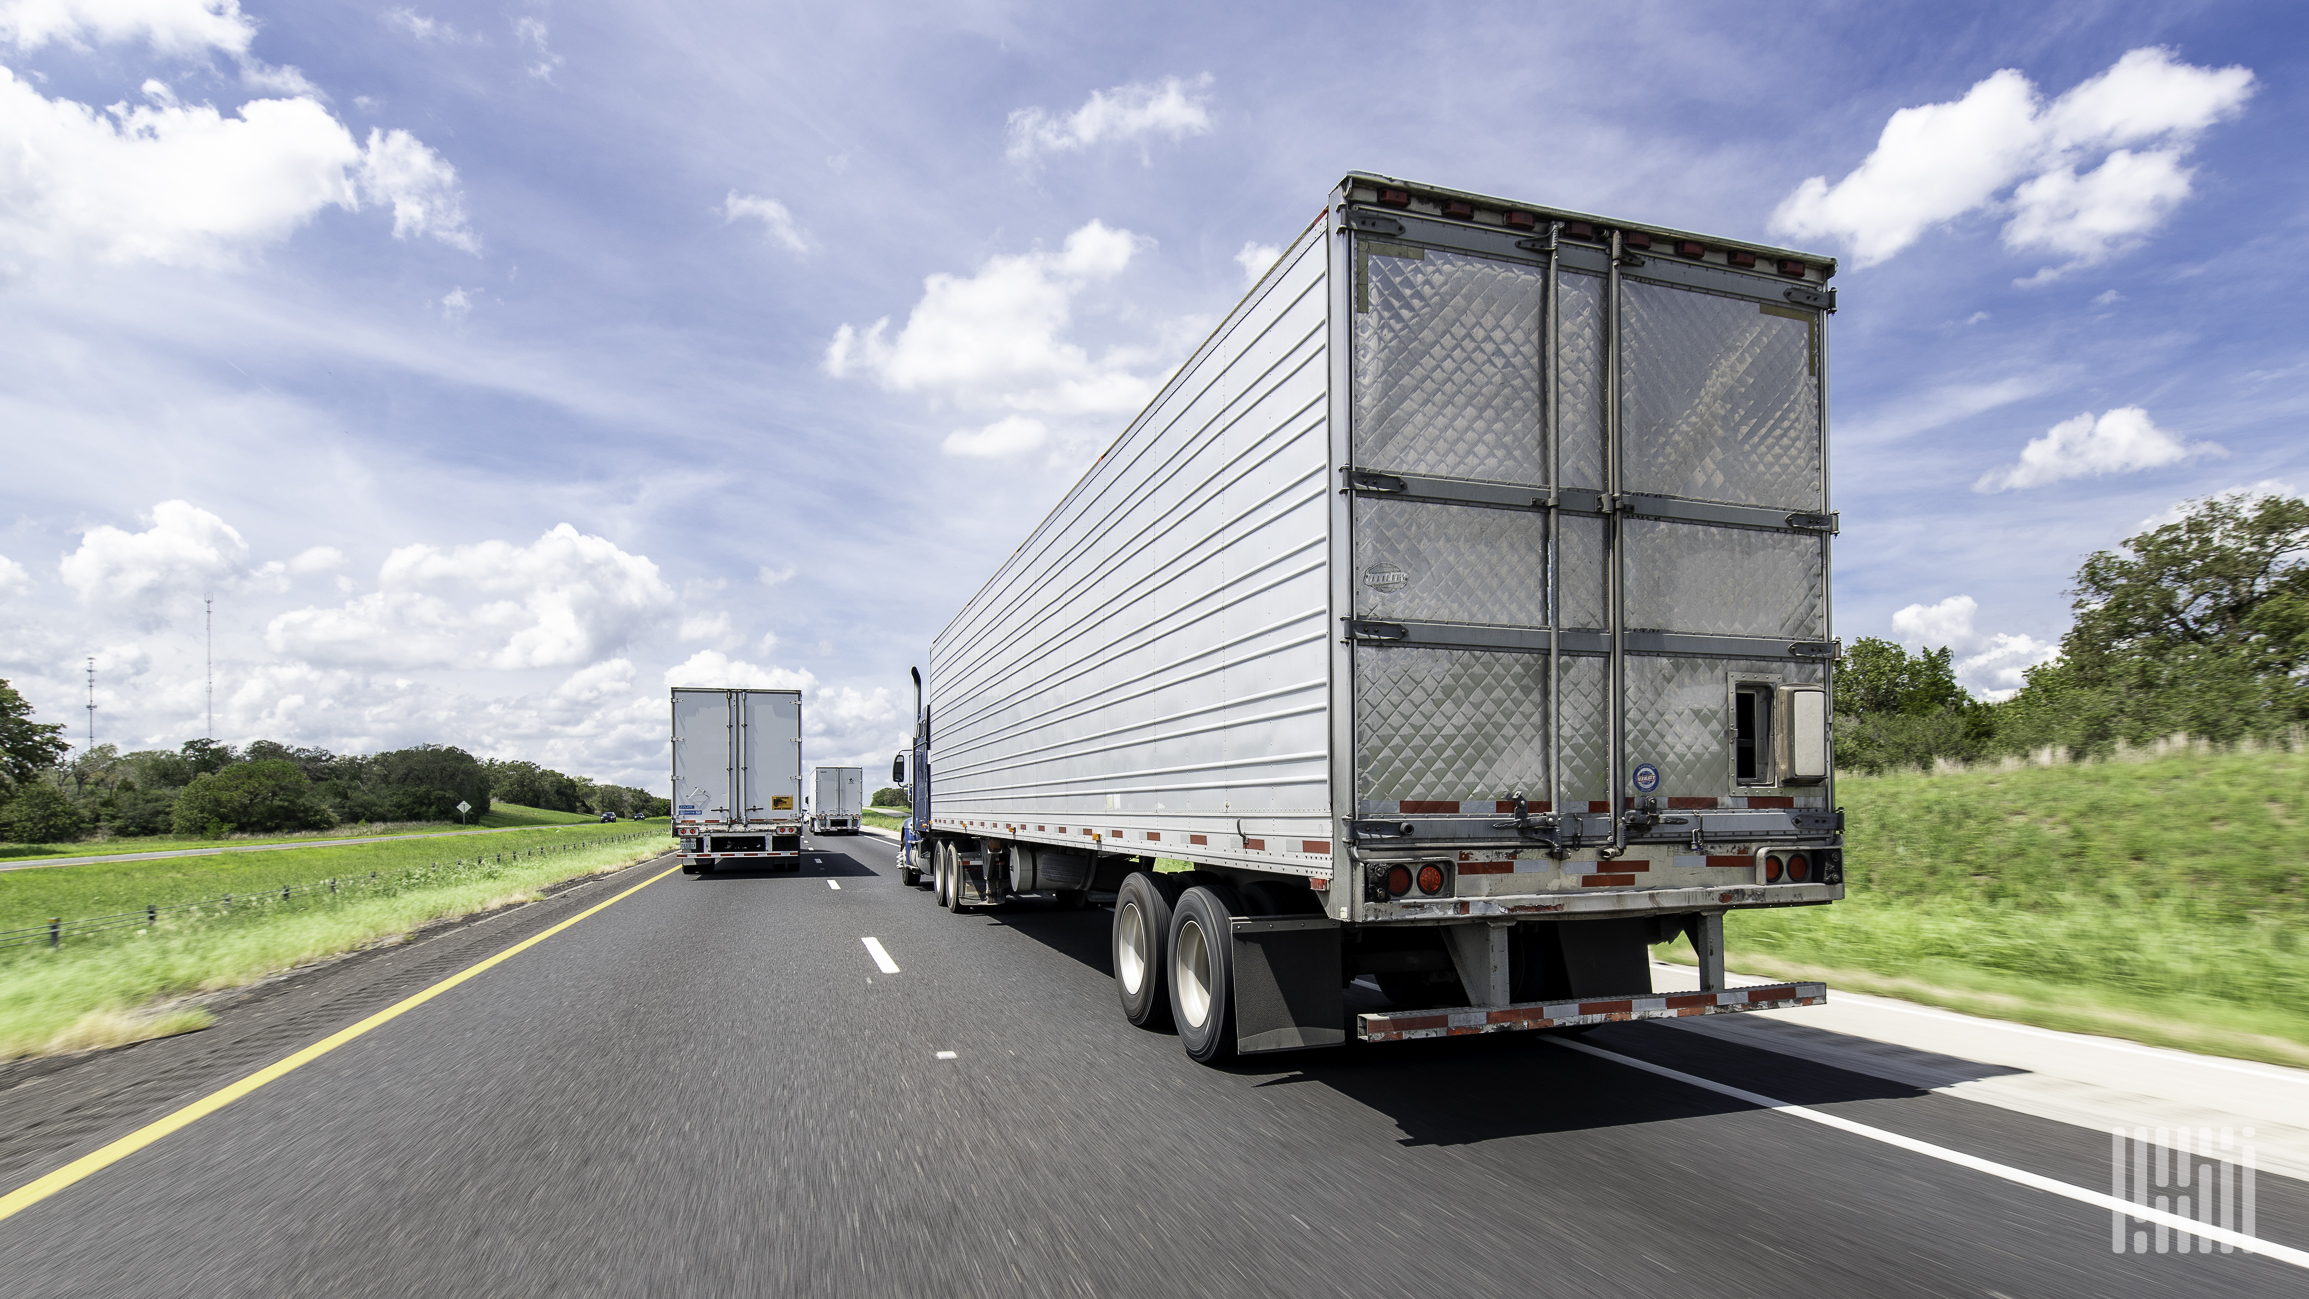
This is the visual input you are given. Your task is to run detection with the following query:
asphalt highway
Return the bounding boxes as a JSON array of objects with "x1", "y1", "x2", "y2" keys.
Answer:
[{"x1": 0, "y1": 836, "x2": 2301, "y2": 1297}]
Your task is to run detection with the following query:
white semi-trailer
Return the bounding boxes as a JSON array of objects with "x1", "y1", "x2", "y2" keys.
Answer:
[
  {"x1": 809, "y1": 766, "x2": 864, "y2": 834},
  {"x1": 671, "y1": 687, "x2": 804, "y2": 873},
  {"x1": 895, "y1": 172, "x2": 1845, "y2": 1063}
]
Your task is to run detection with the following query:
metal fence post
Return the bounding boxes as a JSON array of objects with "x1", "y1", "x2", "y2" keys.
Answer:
[
  {"x1": 147, "y1": 904, "x2": 156, "y2": 926},
  {"x1": 49, "y1": 918, "x2": 59, "y2": 948}
]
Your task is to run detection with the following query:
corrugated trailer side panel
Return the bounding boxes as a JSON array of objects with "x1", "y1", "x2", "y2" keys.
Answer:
[{"x1": 929, "y1": 220, "x2": 1335, "y2": 873}]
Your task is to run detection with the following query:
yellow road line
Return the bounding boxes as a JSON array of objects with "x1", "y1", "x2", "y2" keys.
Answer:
[{"x1": 0, "y1": 861, "x2": 683, "y2": 1225}]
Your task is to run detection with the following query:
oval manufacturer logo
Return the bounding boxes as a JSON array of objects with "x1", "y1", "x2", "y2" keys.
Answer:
[{"x1": 1364, "y1": 563, "x2": 1408, "y2": 592}]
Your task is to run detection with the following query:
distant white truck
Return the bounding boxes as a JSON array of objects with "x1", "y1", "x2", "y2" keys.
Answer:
[
  {"x1": 671, "y1": 686, "x2": 803, "y2": 873},
  {"x1": 809, "y1": 766, "x2": 864, "y2": 835}
]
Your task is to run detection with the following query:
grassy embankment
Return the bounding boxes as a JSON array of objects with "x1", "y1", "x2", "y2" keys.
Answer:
[
  {"x1": 1656, "y1": 742, "x2": 2309, "y2": 1066},
  {"x1": 0, "y1": 820, "x2": 670, "y2": 1059},
  {"x1": 862, "y1": 808, "x2": 906, "y2": 830},
  {"x1": 0, "y1": 801, "x2": 605, "y2": 864}
]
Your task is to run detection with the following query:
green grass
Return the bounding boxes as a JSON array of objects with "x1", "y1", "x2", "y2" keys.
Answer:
[
  {"x1": 0, "y1": 821, "x2": 661, "y2": 932},
  {"x1": 0, "y1": 831, "x2": 670, "y2": 1059},
  {"x1": 1660, "y1": 744, "x2": 2309, "y2": 1065},
  {"x1": 861, "y1": 809, "x2": 906, "y2": 830},
  {"x1": 0, "y1": 802, "x2": 605, "y2": 863}
]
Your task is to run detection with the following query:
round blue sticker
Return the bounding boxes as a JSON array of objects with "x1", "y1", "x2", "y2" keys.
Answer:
[{"x1": 1630, "y1": 762, "x2": 1662, "y2": 794}]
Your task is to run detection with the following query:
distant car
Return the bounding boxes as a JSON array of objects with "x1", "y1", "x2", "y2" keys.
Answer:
[{"x1": 598, "y1": 812, "x2": 616, "y2": 822}]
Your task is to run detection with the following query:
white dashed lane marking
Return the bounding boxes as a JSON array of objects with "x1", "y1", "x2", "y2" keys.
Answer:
[
  {"x1": 935, "y1": 1051, "x2": 957, "y2": 1060},
  {"x1": 826, "y1": 880, "x2": 841, "y2": 890},
  {"x1": 860, "y1": 937, "x2": 900, "y2": 974}
]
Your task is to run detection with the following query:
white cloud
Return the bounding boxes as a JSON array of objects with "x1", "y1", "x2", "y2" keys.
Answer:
[
  {"x1": 287, "y1": 545, "x2": 343, "y2": 574},
  {"x1": 441, "y1": 286, "x2": 471, "y2": 319},
  {"x1": 60, "y1": 499, "x2": 248, "y2": 609},
  {"x1": 0, "y1": 69, "x2": 477, "y2": 269},
  {"x1": 385, "y1": 8, "x2": 479, "y2": 44},
  {"x1": 1889, "y1": 594, "x2": 2057, "y2": 701},
  {"x1": 0, "y1": 553, "x2": 29, "y2": 598},
  {"x1": 758, "y1": 564, "x2": 795, "y2": 587},
  {"x1": 2093, "y1": 289, "x2": 2124, "y2": 305},
  {"x1": 0, "y1": 0, "x2": 254, "y2": 55},
  {"x1": 721, "y1": 191, "x2": 811, "y2": 255},
  {"x1": 757, "y1": 631, "x2": 779, "y2": 654},
  {"x1": 663, "y1": 650, "x2": 812, "y2": 691},
  {"x1": 1836, "y1": 373, "x2": 2054, "y2": 448},
  {"x1": 1233, "y1": 241, "x2": 1279, "y2": 287},
  {"x1": 678, "y1": 611, "x2": 737, "y2": 649},
  {"x1": 1006, "y1": 73, "x2": 1213, "y2": 163},
  {"x1": 941, "y1": 415, "x2": 1046, "y2": 459},
  {"x1": 2134, "y1": 479, "x2": 2302, "y2": 533},
  {"x1": 1772, "y1": 47, "x2": 2253, "y2": 275},
  {"x1": 512, "y1": 16, "x2": 560, "y2": 81},
  {"x1": 267, "y1": 523, "x2": 675, "y2": 670},
  {"x1": 824, "y1": 220, "x2": 1157, "y2": 425},
  {"x1": 1974, "y1": 406, "x2": 2222, "y2": 492}
]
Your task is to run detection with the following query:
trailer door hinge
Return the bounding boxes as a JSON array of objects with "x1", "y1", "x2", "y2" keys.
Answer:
[
  {"x1": 1344, "y1": 619, "x2": 1408, "y2": 641},
  {"x1": 1788, "y1": 640, "x2": 1842, "y2": 659},
  {"x1": 1348, "y1": 819, "x2": 1415, "y2": 840},
  {"x1": 1791, "y1": 810, "x2": 1844, "y2": 833},
  {"x1": 1784, "y1": 286, "x2": 1836, "y2": 312},
  {"x1": 1785, "y1": 511, "x2": 1839, "y2": 533},
  {"x1": 1344, "y1": 469, "x2": 1408, "y2": 493},
  {"x1": 1344, "y1": 210, "x2": 1406, "y2": 236}
]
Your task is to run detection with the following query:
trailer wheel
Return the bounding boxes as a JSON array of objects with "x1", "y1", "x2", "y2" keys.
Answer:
[
  {"x1": 1112, "y1": 872, "x2": 1186, "y2": 1029},
  {"x1": 933, "y1": 843, "x2": 952, "y2": 906},
  {"x1": 944, "y1": 844, "x2": 973, "y2": 913},
  {"x1": 1169, "y1": 886, "x2": 1241, "y2": 1064}
]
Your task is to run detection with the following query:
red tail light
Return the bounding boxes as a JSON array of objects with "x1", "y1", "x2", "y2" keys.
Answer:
[
  {"x1": 1778, "y1": 259, "x2": 1808, "y2": 278},
  {"x1": 1728, "y1": 250, "x2": 1757, "y2": 269},
  {"x1": 1441, "y1": 200, "x2": 1474, "y2": 220},
  {"x1": 1764, "y1": 854, "x2": 1784, "y2": 882},
  {"x1": 1416, "y1": 864, "x2": 1445, "y2": 895},
  {"x1": 1787, "y1": 853, "x2": 1810, "y2": 882},
  {"x1": 1378, "y1": 189, "x2": 1411, "y2": 208},
  {"x1": 1385, "y1": 865, "x2": 1413, "y2": 896},
  {"x1": 1676, "y1": 240, "x2": 1705, "y2": 259},
  {"x1": 1505, "y1": 211, "x2": 1537, "y2": 230},
  {"x1": 1623, "y1": 231, "x2": 1652, "y2": 250}
]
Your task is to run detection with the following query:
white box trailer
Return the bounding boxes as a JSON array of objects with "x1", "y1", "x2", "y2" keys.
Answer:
[
  {"x1": 809, "y1": 766, "x2": 864, "y2": 834},
  {"x1": 896, "y1": 172, "x2": 1844, "y2": 1063},
  {"x1": 671, "y1": 687, "x2": 803, "y2": 873}
]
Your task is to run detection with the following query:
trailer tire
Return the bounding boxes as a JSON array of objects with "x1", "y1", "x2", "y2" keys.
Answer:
[
  {"x1": 1113, "y1": 872, "x2": 1186, "y2": 1029},
  {"x1": 933, "y1": 843, "x2": 953, "y2": 906},
  {"x1": 944, "y1": 844, "x2": 973, "y2": 913},
  {"x1": 1168, "y1": 886, "x2": 1241, "y2": 1064}
]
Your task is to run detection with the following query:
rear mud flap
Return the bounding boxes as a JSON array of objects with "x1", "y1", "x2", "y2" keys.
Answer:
[{"x1": 1231, "y1": 917, "x2": 1344, "y2": 1055}]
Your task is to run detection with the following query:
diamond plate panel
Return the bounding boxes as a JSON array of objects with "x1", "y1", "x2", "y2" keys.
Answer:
[
  {"x1": 1621, "y1": 281, "x2": 1820, "y2": 509},
  {"x1": 1556, "y1": 271, "x2": 1605, "y2": 490},
  {"x1": 1557, "y1": 512, "x2": 1607, "y2": 631},
  {"x1": 1624, "y1": 657, "x2": 1824, "y2": 797},
  {"x1": 1354, "y1": 246, "x2": 1545, "y2": 484},
  {"x1": 1625, "y1": 520, "x2": 1826, "y2": 638},
  {"x1": 1557, "y1": 655, "x2": 1609, "y2": 806},
  {"x1": 1354, "y1": 647, "x2": 1548, "y2": 802},
  {"x1": 1354, "y1": 497, "x2": 1548, "y2": 626}
]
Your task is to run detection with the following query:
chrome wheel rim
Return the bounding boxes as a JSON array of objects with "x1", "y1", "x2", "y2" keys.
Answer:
[
  {"x1": 1117, "y1": 900, "x2": 1147, "y2": 995},
  {"x1": 1175, "y1": 917, "x2": 1212, "y2": 1027}
]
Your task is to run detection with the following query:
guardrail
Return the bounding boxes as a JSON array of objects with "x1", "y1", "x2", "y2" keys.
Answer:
[{"x1": 0, "y1": 831, "x2": 660, "y2": 954}]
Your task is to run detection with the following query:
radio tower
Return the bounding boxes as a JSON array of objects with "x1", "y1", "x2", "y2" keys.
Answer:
[
  {"x1": 85, "y1": 656, "x2": 97, "y2": 751},
  {"x1": 205, "y1": 593, "x2": 215, "y2": 740}
]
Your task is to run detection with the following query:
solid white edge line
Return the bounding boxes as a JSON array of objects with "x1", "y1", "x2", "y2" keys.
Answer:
[
  {"x1": 860, "y1": 936, "x2": 900, "y2": 974},
  {"x1": 1553, "y1": 1038, "x2": 2309, "y2": 1271}
]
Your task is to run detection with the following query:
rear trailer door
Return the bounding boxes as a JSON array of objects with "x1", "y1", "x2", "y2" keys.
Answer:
[
  {"x1": 1340, "y1": 207, "x2": 1831, "y2": 898},
  {"x1": 671, "y1": 688, "x2": 734, "y2": 824},
  {"x1": 741, "y1": 690, "x2": 802, "y2": 821}
]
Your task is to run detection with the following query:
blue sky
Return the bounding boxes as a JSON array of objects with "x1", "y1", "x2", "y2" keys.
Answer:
[{"x1": 1, "y1": 0, "x2": 2301, "y2": 792}]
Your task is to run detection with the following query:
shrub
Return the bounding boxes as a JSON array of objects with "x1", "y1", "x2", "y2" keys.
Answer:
[
  {"x1": 0, "y1": 783, "x2": 86, "y2": 844},
  {"x1": 170, "y1": 760, "x2": 338, "y2": 836}
]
